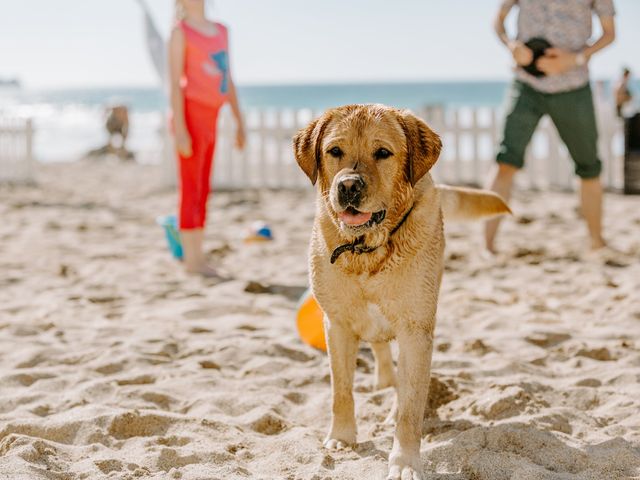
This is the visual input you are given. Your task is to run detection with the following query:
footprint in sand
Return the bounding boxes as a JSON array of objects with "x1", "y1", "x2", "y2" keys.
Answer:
[
  {"x1": 426, "y1": 376, "x2": 459, "y2": 415},
  {"x1": 246, "y1": 410, "x2": 289, "y2": 436},
  {"x1": 199, "y1": 360, "x2": 221, "y2": 370},
  {"x1": 283, "y1": 391, "x2": 307, "y2": 405},
  {"x1": 463, "y1": 339, "x2": 493, "y2": 356},
  {"x1": 183, "y1": 307, "x2": 224, "y2": 320},
  {"x1": 94, "y1": 361, "x2": 127, "y2": 375},
  {"x1": 3, "y1": 372, "x2": 56, "y2": 387},
  {"x1": 116, "y1": 374, "x2": 156, "y2": 386},
  {"x1": 272, "y1": 344, "x2": 315, "y2": 363},
  {"x1": 156, "y1": 447, "x2": 200, "y2": 471},
  {"x1": 189, "y1": 326, "x2": 214, "y2": 334},
  {"x1": 107, "y1": 411, "x2": 173, "y2": 439},
  {"x1": 30, "y1": 404, "x2": 53, "y2": 417},
  {"x1": 87, "y1": 295, "x2": 124, "y2": 305},
  {"x1": 157, "y1": 435, "x2": 191, "y2": 447},
  {"x1": 524, "y1": 331, "x2": 571, "y2": 348},
  {"x1": 14, "y1": 350, "x2": 60, "y2": 369},
  {"x1": 575, "y1": 378, "x2": 602, "y2": 387},
  {"x1": 576, "y1": 347, "x2": 614, "y2": 361},
  {"x1": 95, "y1": 459, "x2": 124, "y2": 475}
]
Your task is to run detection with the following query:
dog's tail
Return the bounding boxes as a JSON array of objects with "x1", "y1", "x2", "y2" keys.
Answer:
[{"x1": 437, "y1": 185, "x2": 511, "y2": 221}]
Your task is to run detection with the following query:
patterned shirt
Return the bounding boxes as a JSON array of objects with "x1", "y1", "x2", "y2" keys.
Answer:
[{"x1": 502, "y1": 0, "x2": 616, "y2": 93}]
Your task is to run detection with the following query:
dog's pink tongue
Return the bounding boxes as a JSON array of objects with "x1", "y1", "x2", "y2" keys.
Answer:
[{"x1": 339, "y1": 210, "x2": 372, "y2": 226}]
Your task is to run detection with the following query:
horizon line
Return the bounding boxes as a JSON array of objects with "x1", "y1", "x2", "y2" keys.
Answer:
[{"x1": 13, "y1": 76, "x2": 630, "y2": 91}]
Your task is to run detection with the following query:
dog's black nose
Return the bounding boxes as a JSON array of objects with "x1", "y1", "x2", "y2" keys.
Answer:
[{"x1": 338, "y1": 176, "x2": 365, "y2": 205}]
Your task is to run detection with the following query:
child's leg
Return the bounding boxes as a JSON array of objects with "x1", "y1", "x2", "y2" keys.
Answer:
[
  {"x1": 178, "y1": 101, "x2": 220, "y2": 275},
  {"x1": 178, "y1": 154, "x2": 203, "y2": 231},
  {"x1": 181, "y1": 229, "x2": 204, "y2": 272},
  {"x1": 177, "y1": 100, "x2": 206, "y2": 273},
  {"x1": 197, "y1": 136, "x2": 217, "y2": 228},
  {"x1": 178, "y1": 148, "x2": 206, "y2": 273}
]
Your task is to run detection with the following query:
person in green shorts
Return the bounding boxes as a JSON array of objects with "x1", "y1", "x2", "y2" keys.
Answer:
[{"x1": 486, "y1": 0, "x2": 617, "y2": 255}]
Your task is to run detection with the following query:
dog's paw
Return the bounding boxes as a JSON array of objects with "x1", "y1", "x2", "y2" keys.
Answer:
[
  {"x1": 323, "y1": 438, "x2": 352, "y2": 451},
  {"x1": 388, "y1": 454, "x2": 423, "y2": 480},
  {"x1": 387, "y1": 465, "x2": 423, "y2": 480}
]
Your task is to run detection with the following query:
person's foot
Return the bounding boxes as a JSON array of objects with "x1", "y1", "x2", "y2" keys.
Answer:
[
  {"x1": 584, "y1": 245, "x2": 630, "y2": 267},
  {"x1": 186, "y1": 263, "x2": 229, "y2": 279},
  {"x1": 480, "y1": 247, "x2": 498, "y2": 262},
  {"x1": 590, "y1": 236, "x2": 607, "y2": 251},
  {"x1": 484, "y1": 235, "x2": 497, "y2": 254}
]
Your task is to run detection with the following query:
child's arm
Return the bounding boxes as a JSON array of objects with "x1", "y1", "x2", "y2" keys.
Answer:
[
  {"x1": 168, "y1": 26, "x2": 192, "y2": 157},
  {"x1": 227, "y1": 76, "x2": 246, "y2": 150}
]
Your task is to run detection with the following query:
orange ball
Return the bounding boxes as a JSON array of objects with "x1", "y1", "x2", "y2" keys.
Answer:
[{"x1": 296, "y1": 289, "x2": 327, "y2": 352}]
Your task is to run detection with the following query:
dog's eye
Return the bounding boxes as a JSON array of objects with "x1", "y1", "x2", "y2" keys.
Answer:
[
  {"x1": 328, "y1": 146, "x2": 343, "y2": 158},
  {"x1": 374, "y1": 148, "x2": 392, "y2": 160}
]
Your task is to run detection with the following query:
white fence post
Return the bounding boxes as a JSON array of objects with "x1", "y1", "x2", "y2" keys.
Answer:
[
  {"x1": 0, "y1": 117, "x2": 34, "y2": 184},
  {"x1": 25, "y1": 119, "x2": 34, "y2": 181},
  {"x1": 471, "y1": 108, "x2": 480, "y2": 186}
]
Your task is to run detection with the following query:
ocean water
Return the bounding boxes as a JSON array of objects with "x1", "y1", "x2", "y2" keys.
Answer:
[{"x1": 0, "y1": 80, "x2": 635, "y2": 162}]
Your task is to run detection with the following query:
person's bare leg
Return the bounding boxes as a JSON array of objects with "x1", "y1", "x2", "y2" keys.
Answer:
[
  {"x1": 580, "y1": 177, "x2": 606, "y2": 250},
  {"x1": 181, "y1": 229, "x2": 220, "y2": 277},
  {"x1": 484, "y1": 163, "x2": 518, "y2": 253},
  {"x1": 181, "y1": 229, "x2": 204, "y2": 273}
]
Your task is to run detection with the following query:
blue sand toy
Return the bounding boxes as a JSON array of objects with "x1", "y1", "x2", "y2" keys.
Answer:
[
  {"x1": 243, "y1": 221, "x2": 274, "y2": 243},
  {"x1": 157, "y1": 215, "x2": 183, "y2": 260}
]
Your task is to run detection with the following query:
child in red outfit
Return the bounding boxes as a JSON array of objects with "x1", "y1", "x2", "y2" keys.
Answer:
[{"x1": 169, "y1": 0, "x2": 245, "y2": 276}]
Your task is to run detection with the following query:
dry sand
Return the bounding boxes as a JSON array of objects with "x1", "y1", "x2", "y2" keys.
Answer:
[{"x1": 1, "y1": 161, "x2": 639, "y2": 480}]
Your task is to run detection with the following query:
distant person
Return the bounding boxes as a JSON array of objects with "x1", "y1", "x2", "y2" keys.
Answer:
[
  {"x1": 86, "y1": 104, "x2": 134, "y2": 160},
  {"x1": 169, "y1": 0, "x2": 245, "y2": 277},
  {"x1": 486, "y1": 0, "x2": 616, "y2": 255},
  {"x1": 106, "y1": 105, "x2": 131, "y2": 155},
  {"x1": 615, "y1": 67, "x2": 633, "y2": 117}
]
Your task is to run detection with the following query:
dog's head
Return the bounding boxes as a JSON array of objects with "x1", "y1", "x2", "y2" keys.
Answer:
[{"x1": 293, "y1": 104, "x2": 441, "y2": 238}]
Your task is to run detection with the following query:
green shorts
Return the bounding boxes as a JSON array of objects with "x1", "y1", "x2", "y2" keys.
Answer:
[{"x1": 496, "y1": 81, "x2": 602, "y2": 179}]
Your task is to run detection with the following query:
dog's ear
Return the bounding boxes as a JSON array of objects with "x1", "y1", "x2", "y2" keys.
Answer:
[
  {"x1": 398, "y1": 111, "x2": 442, "y2": 186},
  {"x1": 293, "y1": 115, "x2": 330, "y2": 185}
]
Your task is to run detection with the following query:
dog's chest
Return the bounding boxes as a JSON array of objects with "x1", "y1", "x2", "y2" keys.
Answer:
[{"x1": 352, "y1": 302, "x2": 395, "y2": 343}]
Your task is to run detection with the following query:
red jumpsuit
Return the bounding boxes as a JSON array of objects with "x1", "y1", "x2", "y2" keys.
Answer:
[{"x1": 175, "y1": 20, "x2": 229, "y2": 230}]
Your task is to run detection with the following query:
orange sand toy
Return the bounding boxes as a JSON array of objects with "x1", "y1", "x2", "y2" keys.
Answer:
[{"x1": 296, "y1": 289, "x2": 326, "y2": 352}]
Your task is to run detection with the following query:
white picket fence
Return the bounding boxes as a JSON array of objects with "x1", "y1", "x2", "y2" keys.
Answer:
[
  {"x1": 2, "y1": 102, "x2": 625, "y2": 191},
  {"x1": 161, "y1": 102, "x2": 625, "y2": 192},
  {"x1": 0, "y1": 118, "x2": 34, "y2": 183}
]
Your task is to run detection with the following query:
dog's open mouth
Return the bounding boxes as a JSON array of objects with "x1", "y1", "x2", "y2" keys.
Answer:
[{"x1": 338, "y1": 207, "x2": 386, "y2": 228}]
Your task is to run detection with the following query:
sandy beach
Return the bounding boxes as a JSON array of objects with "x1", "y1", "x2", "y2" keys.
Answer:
[{"x1": 1, "y1": 160, "x2": 639, "y2": 480}]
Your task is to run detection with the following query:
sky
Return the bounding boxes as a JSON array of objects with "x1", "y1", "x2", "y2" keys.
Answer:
[{"x1": 1, "y1": 0, "x2": 639, "y2": 89}]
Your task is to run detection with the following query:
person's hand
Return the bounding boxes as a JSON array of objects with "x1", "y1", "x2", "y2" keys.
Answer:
[
  {"x1": 509, "y1": 41, "x2": 533, "y2": 66},
  {"x1": 176, "y1": 128, "x2": 193, "y2": 157},
  {"x1": 537, "y1": 48, "x2": 581, "y2": 76},
  {"x1": 235, "y1": 125, "x2": 246, "y2": 150}
]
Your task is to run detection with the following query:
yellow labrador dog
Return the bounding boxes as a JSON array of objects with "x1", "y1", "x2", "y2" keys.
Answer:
[{"x1": 293, "y1": 104, "x2": 510, "y2": 480}]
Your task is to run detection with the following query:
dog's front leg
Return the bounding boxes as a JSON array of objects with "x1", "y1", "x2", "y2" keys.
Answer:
[
  {"x1": 323, "y1": 316, "x2": 359, "y2": 450},
  {"x1": 387, "y1": 330, "x2": 433, "y2": 480}
]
